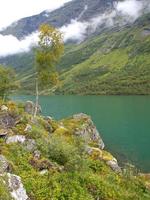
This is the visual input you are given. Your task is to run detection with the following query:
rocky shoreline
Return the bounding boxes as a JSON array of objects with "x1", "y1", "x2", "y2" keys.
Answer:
[{"x1": 0, "y1": 101, "x2": 150, "y2": 199}]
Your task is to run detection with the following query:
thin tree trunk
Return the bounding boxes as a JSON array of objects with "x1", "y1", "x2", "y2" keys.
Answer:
[
  {"x1": 33, "y1": 77, "x2": 39, "y2": 118},
  {"x1": 2, "y1": 94, "x2": 6, "y2": 104}
]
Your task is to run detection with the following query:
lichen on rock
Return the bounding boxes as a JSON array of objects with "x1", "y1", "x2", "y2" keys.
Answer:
[
  {"x1": 63, "y1": 113, "x2": 105, "y2": 149},
  {"x1": 0, "y1": 155, "x2": 10, "y2": 174},
  {"x1": 7, "y1": 173, "x2": 29, "y2": 200}
]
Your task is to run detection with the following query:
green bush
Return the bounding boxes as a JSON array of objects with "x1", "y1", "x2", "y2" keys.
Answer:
[{"x1": 48, "y1": 136, "x2": 72, "y2": 165}]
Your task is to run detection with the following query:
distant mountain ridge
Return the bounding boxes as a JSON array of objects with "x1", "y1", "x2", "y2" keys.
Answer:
[{"x1": 0, "y1": 0, "x2": 115, "y2": 39}]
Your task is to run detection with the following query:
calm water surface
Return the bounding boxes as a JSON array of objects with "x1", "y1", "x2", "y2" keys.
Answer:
[{"x1": 12, "y1": 95, "x2": 150, "y2": 172}]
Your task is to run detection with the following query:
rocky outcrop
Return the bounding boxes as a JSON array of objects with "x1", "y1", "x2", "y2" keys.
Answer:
[
  {"x1": 2, "y1": 107, "x2": 120, "y2": 174},
  {"x1": 87, "y1": 146, "x2": 121, "y2": 173},
  {"x1": 59, "y1": 113, "x2": 121, "y2": 172},
  {"x1": 73, "y1": 113, "x2": 105, "y2": 149}
]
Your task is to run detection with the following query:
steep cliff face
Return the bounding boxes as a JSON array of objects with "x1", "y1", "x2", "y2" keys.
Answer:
[{"x1": 0, "y1": 101, "x2": 150, "y2": 199}]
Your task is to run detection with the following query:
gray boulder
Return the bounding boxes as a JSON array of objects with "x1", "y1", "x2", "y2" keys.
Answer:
[
  {"x1": 7, "y1": 173, "x2": 29, "y2": 200},
  {"x1": 6, "y1": 135, "x2": 26, "y2": 144}
]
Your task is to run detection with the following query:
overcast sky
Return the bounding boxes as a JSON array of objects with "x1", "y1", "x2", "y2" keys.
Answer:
[{"x1": 0, "y1": 0, "x2": 71, "y2": 30}]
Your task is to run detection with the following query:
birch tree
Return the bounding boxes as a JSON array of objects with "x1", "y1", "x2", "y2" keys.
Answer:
[{"x1": 34, "y1": 24, "x2": 64, "y2": 117}]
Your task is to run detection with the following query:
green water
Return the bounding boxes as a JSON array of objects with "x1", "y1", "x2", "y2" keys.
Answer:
[{"x1": 12, "y1": 95, "x2": 150, "y2": 172}]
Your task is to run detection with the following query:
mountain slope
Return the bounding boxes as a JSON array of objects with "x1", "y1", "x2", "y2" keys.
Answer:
[
  {"x1": 0, "y1": 0, "x2": 150, "y2": 95},
  {"x1": 56, "y1": 14, "x2": 150, "y2": 95},
  {"x1": 0, "y1": 13, "x2": 150, "y2": 95}
]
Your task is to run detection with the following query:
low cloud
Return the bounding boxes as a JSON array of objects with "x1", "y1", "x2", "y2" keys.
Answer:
[
  {"x1": 61, "y1": 0, "x2": 150, "y2": 43},
  {"x1": 0, "y1": 32, "x2": 38, "y2": 57},
  {"x1": 89, "y1": 10, "x2": 117, "y2": 31},
  {"x1": 115, "y1": 0, "x2": 145, "y2": 20},
  {"x1": 60, "y1": 11, "x2": 117, "y2": 42},
  {"x1": 60, "y1": 20, "x2": 88, "y2": 42}
]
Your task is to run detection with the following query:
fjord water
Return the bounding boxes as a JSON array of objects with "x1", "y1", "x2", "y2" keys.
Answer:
[{"x1": 12, "y1": 95, "x2": 150, "y2": 172}]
